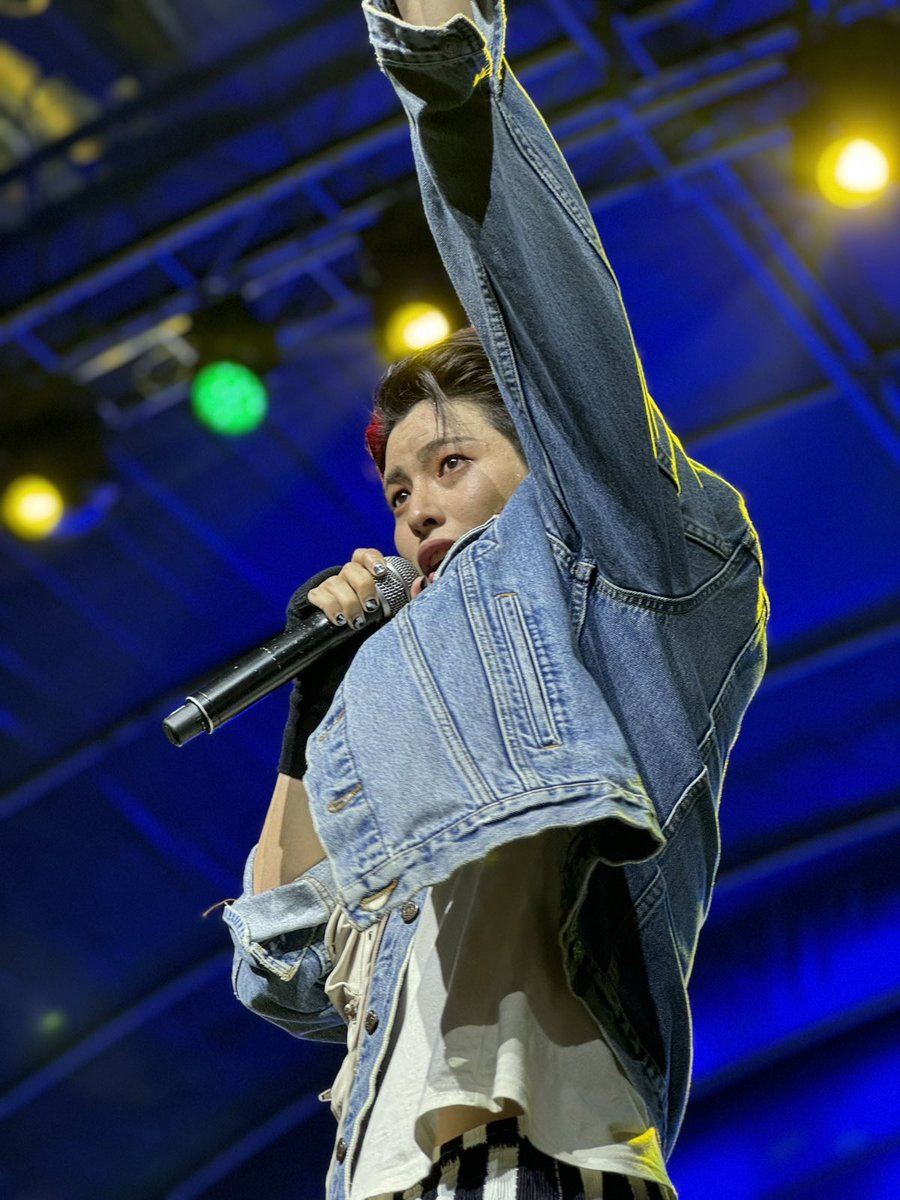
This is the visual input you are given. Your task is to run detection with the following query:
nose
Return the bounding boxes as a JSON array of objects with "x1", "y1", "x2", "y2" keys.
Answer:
[{"x1": 406, "y1": 485, "x2": 444, "y2": 540}]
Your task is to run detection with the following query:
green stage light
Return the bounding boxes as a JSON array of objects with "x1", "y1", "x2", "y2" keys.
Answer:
[{"x1": 190, "y1": 361, "x2": 268, "y2": 436}]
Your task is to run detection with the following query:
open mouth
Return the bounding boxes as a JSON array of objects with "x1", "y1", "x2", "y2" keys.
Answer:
[
  {"x1": 417, "y1": 539, "x2": 453, "y2": 578},
  {"x1": 411, "y1": 552, "x2": 448, "y2": 599}
]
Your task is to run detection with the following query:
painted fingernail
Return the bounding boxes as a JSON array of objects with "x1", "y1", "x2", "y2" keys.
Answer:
[
  {"x1": 352, "y1": 615, "x2": 366, "y2": 630},
  {"x1": 365, "y1": 598, "x2": 379, "y2": 613},
  {"x1": 335, "y1": 613, "x2": 347, "y2": 626},
  {"x1": 372, "y1": 562, "x2": 387, "y2": 577}
]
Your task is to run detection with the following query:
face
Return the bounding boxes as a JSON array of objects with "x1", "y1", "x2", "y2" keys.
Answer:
[{"x1": 383, "y1": 398, "x2": 528, "y2": 585}]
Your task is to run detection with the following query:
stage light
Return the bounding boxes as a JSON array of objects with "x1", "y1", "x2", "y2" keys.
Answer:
[
  {"x1": 36, "y1": 1010, "x2": 67, "y2": 1037},
  {"x1": 385, "y1": 302, "x2": 453, "y2": 358},
  {"x1": 816, "y1": 136, "x2": 891, "y2": 208},
  {"x1": 362, "y1": 193, "x2": 465, "y2": 361},
  {"x1": 0, "y1": 379, "x2": 115, "y2": 541},
  {"x1": 1, "y1": 473, "x2": 65, "y2": 540},
  {"x1": 790, "y1": 18, "x2": 899, "y2": 210},
  {"x1": 191, "y1": 360, "x2": 269, "y2": 436},
  {"x1": 185, "y1": 297, "x2": 278, "y2": 435}
]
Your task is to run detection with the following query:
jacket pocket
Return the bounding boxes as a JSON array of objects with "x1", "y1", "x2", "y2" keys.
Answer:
[{"x1": 495, "y1": 592, "x2": 562, "y2": 749}]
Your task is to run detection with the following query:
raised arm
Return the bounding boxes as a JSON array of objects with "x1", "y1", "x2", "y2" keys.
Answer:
[
  {"x1": 395, "y1": 1, "x2": 473, "y2": 23},
  {"x1": 362, "y1": 0, "x2": 689, "y2": 595}
]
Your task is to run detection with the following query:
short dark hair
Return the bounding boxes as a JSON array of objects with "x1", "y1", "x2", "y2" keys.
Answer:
[{"x1": 365, "y1": 326, "x2": 524, "y2": 475}]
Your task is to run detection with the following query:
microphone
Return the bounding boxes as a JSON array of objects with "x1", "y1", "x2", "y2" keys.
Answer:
[{"x1": 162, "y1": 556, "x2": 419, "y2": 747}]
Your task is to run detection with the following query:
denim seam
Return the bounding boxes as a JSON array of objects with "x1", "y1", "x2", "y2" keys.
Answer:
[
  {"x1": 306, "y1": 873, "x2": 338, "y2": 915},
  {"x1": 364, "y1": 780, "x2": 662, "y2": 889},
  {"x1": 501, "y1": 76, "x2": 614, "y2": 264},
  {"x1": 590, "y1": 531, "x2": 755, "y2": 612},
  {"x1": 369, "y1": 15, "x2": 487, "y2": 66},
  {"x1": 401, "y1": 608, "x2": 496, "y2": 799},
  {"x1": 375, "y1": 44, "x2": 487, "y2": 66},
  {"x1": 708, "y1": 613, "x2": 768, "y2": 737},
  {"x1": 471, "y1": 257, "x2": 570, "y2": 517},
  {"x1": 661, "y1": 768, "x2": 710, "y2": 839},
  {"x1": 459, "y1": 561, "x2": 535, "y2": 789},
  {"x1": 494, "y1": 592, "x2": 562, "y2": 749},
  {"x1": 682, "y1": 523, "x2": 731, "y2": 560}
]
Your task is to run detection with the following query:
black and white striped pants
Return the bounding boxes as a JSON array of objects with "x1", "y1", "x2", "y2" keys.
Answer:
[{"x1": 377, "y1": 1117, "x2": 670, "y2": 1200}]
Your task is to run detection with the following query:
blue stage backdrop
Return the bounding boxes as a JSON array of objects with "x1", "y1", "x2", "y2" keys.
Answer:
[{"x1": 1, "y1": 2, "x2": 898, "y2": 1197}]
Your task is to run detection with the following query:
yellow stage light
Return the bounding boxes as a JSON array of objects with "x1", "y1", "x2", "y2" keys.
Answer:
[
  {"x1": 385, "y1": 302, "x2": 452, "y2": 359},
  {"x1": 817, "y1": 136, "x2": 891, "y2": 208},
  {"x1": 1, "y1": 473, "x2": 65, "y2": 540}
]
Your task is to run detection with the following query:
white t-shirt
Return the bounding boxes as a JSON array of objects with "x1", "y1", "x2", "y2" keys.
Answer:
[{"x1": 324, "y1": 826, "x2": 675, "y2": 1200}]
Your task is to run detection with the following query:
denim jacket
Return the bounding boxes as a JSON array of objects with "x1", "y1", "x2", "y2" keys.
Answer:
[{"x1": 223, "y1": 1, "x2": 768, "y2": 1192}]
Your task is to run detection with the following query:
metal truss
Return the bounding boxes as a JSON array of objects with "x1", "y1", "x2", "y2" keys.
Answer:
[{"x1": 1, "y1": 0, "x2": 895, "y2": 461}]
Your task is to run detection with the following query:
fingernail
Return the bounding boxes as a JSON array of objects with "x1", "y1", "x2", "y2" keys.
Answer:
[
  {"x1": 335, "y1": 613, "x2": 347, "y2": 626},
  {"x1": 365, "y1": 598, "x2": 379, "y2": 613},
  {"x1": 372, "y1": 562, "x2": 387, "y2": 577},
  {"x1": 352, "y1": 615, "x2": 366, "y2": 630}
]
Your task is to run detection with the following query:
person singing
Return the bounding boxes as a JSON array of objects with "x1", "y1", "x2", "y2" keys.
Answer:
[{"x1": 221, "y1": 3, "x2": 769, "y2": 1198}]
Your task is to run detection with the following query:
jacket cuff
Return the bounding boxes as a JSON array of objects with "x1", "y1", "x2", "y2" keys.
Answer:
[
  {"x1": 222, "y1": 850, "x2": 337, "y2": 979},
  {"x1": 362, "y1": 0, "x2": 504, "y2": 97}
]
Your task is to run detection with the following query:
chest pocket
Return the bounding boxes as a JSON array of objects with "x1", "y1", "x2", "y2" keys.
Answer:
[{"x1": 493, "y1": 591, "x2": 562, "y2": 753}]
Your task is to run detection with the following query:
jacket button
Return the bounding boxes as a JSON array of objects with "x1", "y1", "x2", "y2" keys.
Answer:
[
  {"x1": 335, "y1": 1138, "x2": 347, "y2": 1163},
  {"x1": 400, "y1": 900, "x2": 420, "y2": 923},
  {"x1": 365, "y1": 1010, "x2": 379, "y2": 1035}
]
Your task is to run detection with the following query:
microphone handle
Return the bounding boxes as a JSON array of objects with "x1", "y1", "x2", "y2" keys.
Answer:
[
  {"x1": 163, "y1": 612, "x2": 356, "y2": 747},
  {"x1": 163, "y1": 554, "x2": 419, "y2": 748}
]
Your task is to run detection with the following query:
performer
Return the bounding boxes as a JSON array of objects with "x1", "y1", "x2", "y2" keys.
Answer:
[{"x1": 222, "y1": 3, "x2": 769, "y2": 1198}]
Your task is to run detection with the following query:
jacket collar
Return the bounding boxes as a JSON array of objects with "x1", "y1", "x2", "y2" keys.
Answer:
[{"x1": 433, "y1": 514, "x2": 497, "y2": 582}]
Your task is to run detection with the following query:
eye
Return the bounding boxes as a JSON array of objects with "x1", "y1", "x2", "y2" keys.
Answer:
[
  {"x1": 389, "y1": 487, "x2": 409, "y2": 511},
  {"x1": 439, "y1": 454, "x2": 467, "y2": 474}
]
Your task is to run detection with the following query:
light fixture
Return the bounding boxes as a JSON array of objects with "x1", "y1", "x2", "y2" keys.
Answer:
[
  {"x1": 186, "y1": 296, "x2": 278, "y2": 436},
  {"x1": 816, "y1": 135, "x2": 891, "y2": 208},
  {"x1": 191, "y1": 361, "x2": 268, "y2": 436},
  {"x1": 0, "y1": 378, "x2": 114, "y2": 541},
  {"x1": 1, "y1": 473, "x2": 65, "y2": 540},
  {"x1": 791, "y1": 18, "x2": 899, "y2": 209},
  {"x1": 362, "y1": 194, "x2": 465, "y2": 361},
  {"x1": 384, "y1": 301, "x2": 453, "y2": 359}
]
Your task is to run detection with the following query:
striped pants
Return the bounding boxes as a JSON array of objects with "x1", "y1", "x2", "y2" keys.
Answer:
[{"x1": 379, "y1": 1117, "x2": 669, "y2": 1200}]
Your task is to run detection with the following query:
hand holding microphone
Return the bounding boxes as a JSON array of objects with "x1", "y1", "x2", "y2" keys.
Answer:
[
  {"x1": 305, "y1": 548, "x2": 404, "y2": 631},
  {"x1": 163, "y1": 552, "x2": 419, "y2": 749}
]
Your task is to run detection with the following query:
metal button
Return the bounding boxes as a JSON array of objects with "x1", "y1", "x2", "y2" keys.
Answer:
[
  {"x1": 344, "y1": 998, "x2": 358, "y2": 1021},
  {"x1": 335, "y1": 1138, "x2": 347, "y2": 1164},
  {"x1": 364, "y1": 1010, "x2": 379, "y2": 1035},
  {"x1": 400, "y1": 900, "x2": 420, "y2": 923}
]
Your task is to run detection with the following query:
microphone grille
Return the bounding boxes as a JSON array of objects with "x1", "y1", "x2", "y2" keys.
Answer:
[{"x1": 377, "y1": 556, "x2": 420, "y2": 616}]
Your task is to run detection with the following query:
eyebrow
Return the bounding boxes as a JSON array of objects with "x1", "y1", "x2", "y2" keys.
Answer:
[{"x1": 383, "y1": 435, "x2": 479, "y2": 492}]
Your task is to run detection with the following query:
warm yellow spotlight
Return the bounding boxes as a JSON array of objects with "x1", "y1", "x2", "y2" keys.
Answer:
[
  {"x1": 385, "y1": 302, "x2": 452, "y2": 359},
  {"x1": 817, "y1": 136, "x2": 891, "y2": 208},
  {"x1": 1, "y1": 474, "x2": 65, "y2": 540}
]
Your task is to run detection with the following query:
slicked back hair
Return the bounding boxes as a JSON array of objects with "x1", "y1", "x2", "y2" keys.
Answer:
[{"x1": 365, "y1": 326, "x2": 524, "y2": 475}]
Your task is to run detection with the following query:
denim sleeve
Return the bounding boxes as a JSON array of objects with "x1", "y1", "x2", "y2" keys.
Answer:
[
  {"x1": 222, "y1": 848, "x2": 347, "y2": 1044},
  {"x1": 362, "y1": 1, "x2": 688, "y2": 594}
]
